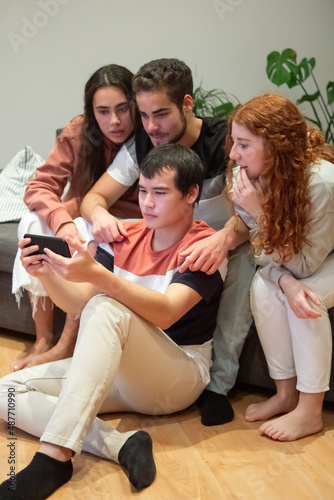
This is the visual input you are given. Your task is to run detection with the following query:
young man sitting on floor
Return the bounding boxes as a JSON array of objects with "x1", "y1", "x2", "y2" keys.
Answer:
[{"x1": 0, "y1": 144, "x2": 226, "y2": 500}]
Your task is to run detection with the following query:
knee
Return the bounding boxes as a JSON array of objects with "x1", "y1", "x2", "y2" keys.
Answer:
[
  {"x1": 250, "y1": 273, "x2": 267, "y2": 305},
  {"x1": 17, "y1": 211, "x2": 45, "y2": 239},
  {"x1": 250, "y1": 274, "x2": 282, "y2": 320},
  {"x1": 312, "y1": 294, "x2": 330, "y2": 315},
  {"x1": 80, "y1": 295, "x2": 131, "y2": 344},
  {"x1": 83, "y1": 294, "x2": 130, "y2": 317}
]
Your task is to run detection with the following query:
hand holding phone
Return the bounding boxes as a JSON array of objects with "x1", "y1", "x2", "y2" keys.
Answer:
[{"x1": 24, "y1": 234, "x2": 71, "y2": 258}]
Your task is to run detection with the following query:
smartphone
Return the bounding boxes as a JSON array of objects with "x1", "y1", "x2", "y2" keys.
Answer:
[{"x1": 24, "y1": 234, "x2": 71, "y2": 258}]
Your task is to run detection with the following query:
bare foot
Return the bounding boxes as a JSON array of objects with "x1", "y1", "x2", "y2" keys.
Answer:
[
  {"x1": 245, "y1": 392, "x2": 298, "y2": 422},
  {"x1": 10, "y1": 339, "x2": 54, "y2": 372},
  {"x1": 259, "y1": 407, "x2": 323, "y2": 441}
]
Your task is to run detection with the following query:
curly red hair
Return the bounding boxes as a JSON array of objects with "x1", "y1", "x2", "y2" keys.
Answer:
[{"x1": 225, "y1": 94, "x2": 334, "y2": 262}]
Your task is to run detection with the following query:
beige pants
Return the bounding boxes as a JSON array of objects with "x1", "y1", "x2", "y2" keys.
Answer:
[{"x1": 0, "y1": 295, "x2": 206, "y2": 460}]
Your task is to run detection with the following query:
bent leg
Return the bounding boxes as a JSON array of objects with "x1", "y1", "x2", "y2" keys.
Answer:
[
  {"x1": 1, "y1": 295, "x2": 204, "y2": 458},
  {"x1": 260, "y1": 256, "x2": 334, "y2": 441},
  {"x1": 250, "y1": 271, "x2": 296, "y2": 380},
  {"x1": 200, "y1": 243, "x2": 255, "y2": 425},
  {"x1": 10, "y1": 295, "x2": 55, "y2": 372},
  {"x1": 289, "y1": 253, "x2": 334, "y2": 394},
  {"x1": 208, "y1": 243, "x2": 256, "y2": 394},
  {"x1": 0, "y1": 296, "x2": 156, "y2": 493},
  {"x1": 245, "y1": 272, "x2": 298, "y2": 422},
  {"x1": 1, "y1": 294, "x2": 205, "y2": 493},
  {"x1": 42, "y1": 294, "x2": 206, "y2": 454}
]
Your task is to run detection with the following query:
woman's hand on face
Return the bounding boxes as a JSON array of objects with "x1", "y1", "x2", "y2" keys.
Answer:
[
  {"x1": 232, "y1": 167, "x2": 263, "y2": 218},
  {"x1": 91, "y1": 210, "x2": 129, "y2": 244}
]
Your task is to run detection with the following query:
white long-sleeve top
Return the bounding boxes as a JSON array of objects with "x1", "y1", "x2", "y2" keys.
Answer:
[{"x1": 235, "y1": 160, "x2": 334, "y2": 284}]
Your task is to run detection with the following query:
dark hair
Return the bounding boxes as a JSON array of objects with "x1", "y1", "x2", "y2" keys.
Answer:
[
  {"x1": 132, "y1": 58, "x2": 193, "y2": 110},
  {"x1": 78, "y1": 64, "x2": 138, "y2": 195},
  {"x1": 140, "y1": 143, "x2": 203, "y2": 204}
]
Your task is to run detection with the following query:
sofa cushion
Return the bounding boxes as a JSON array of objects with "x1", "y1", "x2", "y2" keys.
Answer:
[
  {"x1": 0, "y1": 222, "x2": 20, "y2": 274},
  {"x1": 0, "y1": 146, "x2": 44, "y2": 223}
]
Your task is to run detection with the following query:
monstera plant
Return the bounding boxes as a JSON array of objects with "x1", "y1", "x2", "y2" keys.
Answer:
[
  {"x1": 266, "y1": 48, "x2": 334, "y2": 144},
  {"x1": 193, "y1": 84, "x2": 240, "y2": 119}
]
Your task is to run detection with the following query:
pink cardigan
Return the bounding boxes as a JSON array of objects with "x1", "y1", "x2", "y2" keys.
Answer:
[{"x1": 24, "y1": 115, "x2": 141, "y2": 234}]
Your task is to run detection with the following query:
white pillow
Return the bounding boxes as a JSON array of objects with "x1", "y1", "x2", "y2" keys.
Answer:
[{"x1": 0, "y1": 146, "x2": 44, "y2": 222}]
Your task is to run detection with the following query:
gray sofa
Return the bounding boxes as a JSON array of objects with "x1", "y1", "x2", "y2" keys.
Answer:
[{"x1": 1, "y1": 220, "x2": 334, "y2": 402}]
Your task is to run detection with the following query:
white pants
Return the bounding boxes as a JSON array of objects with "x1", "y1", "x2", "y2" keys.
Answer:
[
  {"x1": 250, "y1": 252, "x2": 334, "y2": 393},
  {"x1": 0, "y1": 295, "x2": 206, "y2": 460},
  {"x1": 12, "y1": 212, "x2": 92, "y2": 313}
]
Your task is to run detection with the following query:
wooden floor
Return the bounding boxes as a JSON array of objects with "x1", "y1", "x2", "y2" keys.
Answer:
[{"x1": 1, "y1": 328, "x2": 334, "y2": 499}]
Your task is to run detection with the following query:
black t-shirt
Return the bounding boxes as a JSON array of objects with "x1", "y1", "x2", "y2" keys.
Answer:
[
  {"x1": 135, "y1": 117, "x2": 228, "y2": 180},
  {"x1": 164, "y1": 269, "x2": 224, "y2": 345}
]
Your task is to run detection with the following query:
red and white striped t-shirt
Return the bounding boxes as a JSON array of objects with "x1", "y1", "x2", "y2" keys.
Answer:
[{"x1": 96, "y1": 219, "x2": 224, "y2": 347}]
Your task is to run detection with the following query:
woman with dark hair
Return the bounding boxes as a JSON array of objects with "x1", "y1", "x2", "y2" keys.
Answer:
[
  {"x1": 226, "y1": 93, "x2": 334, "y2": 441},
  {"x1": 12, "y1": 64, "x2": 140, "y2": 371},
  {"x1": 77, "y1": 64, "x2": 139, "y2": 197}
]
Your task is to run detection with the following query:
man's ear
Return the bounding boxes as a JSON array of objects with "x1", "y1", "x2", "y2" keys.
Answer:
[
  {"x1": 187, "y1": 184, "x2": 199, "y2": 204},
  {"x1": 182, "y1": 94, "x2": 194, "y2": 114}
]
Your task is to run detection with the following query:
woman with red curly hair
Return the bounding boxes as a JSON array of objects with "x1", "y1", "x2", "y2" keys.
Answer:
[{"x1": 226, "y1": 93, "x2": 334, "y2": 441}]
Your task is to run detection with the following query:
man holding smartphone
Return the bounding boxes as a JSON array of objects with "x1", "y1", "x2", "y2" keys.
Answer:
[
  {"x1": 23, "y1": 234, "x2": 71, "y2": 258},
  {"x1": 0, "y1": 144, "x2": 226, "y2": 499}
]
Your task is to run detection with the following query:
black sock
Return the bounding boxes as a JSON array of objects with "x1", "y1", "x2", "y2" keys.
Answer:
[
  {"x1": 197, "y1": 389, "x2": 234, "y2": 426},
  {"x1": 118, "y1": 431, "x2": 156, "y2": 490},
  {"x1": 0, "y1": 452, "x2": 73, "y2": 500}
]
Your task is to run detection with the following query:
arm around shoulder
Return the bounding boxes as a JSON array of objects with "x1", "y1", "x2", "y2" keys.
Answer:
[
  {"x1": 80, "y1": 172, "x2": 131, "y2": 243},
  {"x1": 80, "y1": 172, "x2": 129, "y2": 221},
  {"x1": 222, "y1": 214, "x2": 249, "y2": 250},
  {"x1": 178, "y1": 214, "x2": 249, "y2": 274}
]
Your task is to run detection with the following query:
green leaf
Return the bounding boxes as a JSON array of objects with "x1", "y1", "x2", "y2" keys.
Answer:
[
  {"x1": 295, "y1": 57, "x2": 316, "y2": 84},
  {"x1": 193, "y1": 85, "x2": 239, "y2": 117},
  {"x1": 297, "y1": 91, "x2": 320, "y2": 104},
  {"x1": 266, "y1": 49, "x2": 298, "y2": 87},
  {"x1": 327, "y1": 81, "x2": 334, "y2": 105},
  {"x1": 265, "y1": 48, "x2": 334, "y2": 145},
  {"x1": 286, "y1": 73, "x2": 298, "y2": 89},
  {"x1": 213, "y1": 102, "x2": 234, "y2": 118}
]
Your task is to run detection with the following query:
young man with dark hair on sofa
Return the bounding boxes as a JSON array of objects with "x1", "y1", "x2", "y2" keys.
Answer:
[
  {"x1": 0, "y1": 144, "x2": 226, "y2": 499},
  {"x1": 81, "y1": 57, "x2": 256, "y2": 426}
]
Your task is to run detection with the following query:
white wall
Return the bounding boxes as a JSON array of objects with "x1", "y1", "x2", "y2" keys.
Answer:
[{"x1": 1, "y1": 0, "x2": 333, "y2": 167}]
